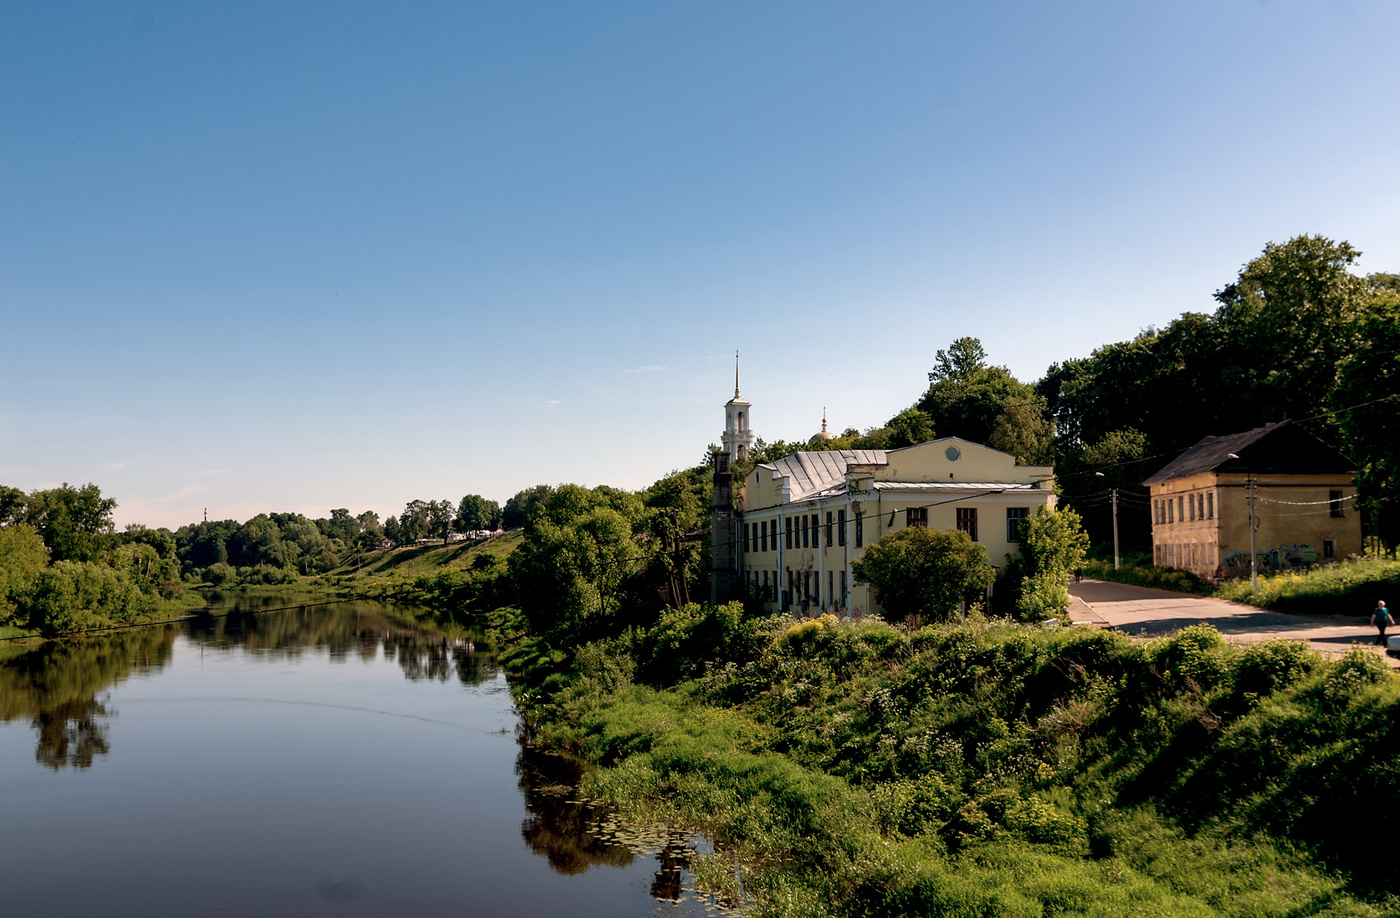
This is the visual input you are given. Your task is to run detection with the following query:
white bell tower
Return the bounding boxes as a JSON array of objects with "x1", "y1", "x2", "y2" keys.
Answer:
[{"x1": 721, "y1": 353, "x2": 754, "y2": 461}]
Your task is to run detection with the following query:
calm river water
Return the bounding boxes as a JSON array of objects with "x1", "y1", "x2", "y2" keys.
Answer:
[{"x1": 0, "y1": 595, "x2": 728, "y2": 917}]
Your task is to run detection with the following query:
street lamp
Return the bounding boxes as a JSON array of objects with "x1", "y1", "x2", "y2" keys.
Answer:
[
  {"x1": 1228, "y1": 452, "x2": 1257, "y2": 590},
  {"x1": 1095, "y1": 472, "x2": 1119, "y2": 570}
]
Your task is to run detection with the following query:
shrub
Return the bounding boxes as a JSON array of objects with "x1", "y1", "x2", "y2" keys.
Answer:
[
  {"x1": 853, "y1": 527, "x2": 994, "y2": 623},
  {"x1": 1016, "y1": 569, "x2": 1069, "y2": 622},
  {"x1": 23, "y1": 560, "x2": 155, "y2": 634},
  {"x1": 1082, "y1": 559, "x2": 1213, "y2": 595}
]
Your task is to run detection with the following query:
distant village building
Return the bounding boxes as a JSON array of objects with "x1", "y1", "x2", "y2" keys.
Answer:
[
  {"x1": 1143, "y1": 420, "x2": 1361, "y2": 579},
  {"x1": 709, "y1": 377, "x2": 1056, "y2": 617}
]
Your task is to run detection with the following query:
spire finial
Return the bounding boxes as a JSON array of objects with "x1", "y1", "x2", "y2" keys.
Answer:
[
  {"x1": 822, "y1": 407, "x2": 828, "y2": 433},
  {"x1": 734, "y1": 351, "x2": 741, "y2": 397}
]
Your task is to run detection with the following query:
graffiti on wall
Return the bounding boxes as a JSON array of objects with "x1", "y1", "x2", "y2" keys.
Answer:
[{"x1": 1221, "y1": 543, "x2": 1317, "y2": 575}]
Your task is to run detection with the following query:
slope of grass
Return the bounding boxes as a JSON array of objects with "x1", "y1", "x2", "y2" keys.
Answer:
[
  {"x1": 500, "y1": 607, "x2": 1398, "y2": 917},
  {"x1": 1215, "y1": 556, "x2": 1400, "y2": 615}
]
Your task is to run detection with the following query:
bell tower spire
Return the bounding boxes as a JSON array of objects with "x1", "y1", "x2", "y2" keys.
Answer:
[{"x1": 721, "y1": 354, "x2": 754, "y2": 461}]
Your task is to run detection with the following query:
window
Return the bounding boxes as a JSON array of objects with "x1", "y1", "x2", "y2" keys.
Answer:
[
  {"x1": 826, "y1": 511, "x2": 834, "y2": 547},
  {"x1": 957, "y1": 507, "x2": 978, "y2": 542},
  {"x1": 1330, "y1": 490, "x2": 1345, "y2": 518},
  {"x1": 1177, "y1": 496, "x2": 1184, "y2": 523},
  {"x1": 1207, "y1": 493, "x2": 1214, "y2": 519},
  {"x1": 801, "y1": 515, "x2": 808, "y2": 548},
  {"x1": 838, "y1": 509, "x2": 846, "y2": 546},
  {"x1": 840, "y1": 571, "x2": 847, "y2": 604},
  {"x1": 743, "y1": 523, "x2": 751, "y2": 553},
  {"x1": 855, "y1": 507, "x2": 863, "y2": 548},
  {"x1": 812, "y1": 514, "x2": 820, "y2": 548},
  {"x1": 1006, "y1": 507, "x2": 1029, "y2": 542},
  {"x1": 785, "y1": 517, "x2": 793, "y2": 550},
  {"x1": 1167, "y1": 499, "x2": 1173, "y2": 524},
  {"x1": 828, "y1": 571, "x2": 833, "y2": 607},
  {"x1": 1323, "y1": 539, "x2": 1336, "y2": 559},
  {"x1": 1189, "y1": 496, "x2": 1195, "y2": 522},
  {"x1": 760, "y1": 521, "x2": 767, "y2": 552},
  {"x1": 1198, "y1": 494, "x2": 1205, "y2": 520},
  {"x1": 906, "y1": 507, "x2": 928, "y2": 528}
]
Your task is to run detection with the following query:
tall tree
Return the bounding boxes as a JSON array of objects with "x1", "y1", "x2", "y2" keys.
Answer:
[
  {"x1": 21, "y1": 483, "x2": 117, "y2": 563},
  {"x1": 917, "y1": 338, "x2": 1054, "y2": 463},
  {"x1": 503, "y1": 485, "x2": 554, "y2": 530},
  {"x1": 455, "y1": 494, "x2": 503, "y2": 532},
  {"x1": 1333, "y1": 280, "x2": 1400, "y2": 551}
]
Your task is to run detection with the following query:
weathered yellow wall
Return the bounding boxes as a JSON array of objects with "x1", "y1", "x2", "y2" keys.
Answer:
[{"x1": 1152, "y1": 471, "x2": 1360, "y2": 577}]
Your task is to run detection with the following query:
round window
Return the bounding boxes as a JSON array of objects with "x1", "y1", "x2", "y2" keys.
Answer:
[{"x1": 946, "y1": 446, "x2": 961, "y2": 461}]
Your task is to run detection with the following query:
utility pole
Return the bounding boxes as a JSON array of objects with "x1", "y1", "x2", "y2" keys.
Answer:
[
  {"x1": 1111, "y1": 488, "x2": 1120, "y2": 571},
  {"x1": 1228, "y1": 453, "x2": 1258, "y2": 589},
  {"x1": 1095, "y1": 472, "x2": 1120, "y2": 570},
  {"x1": 1248, "y1": 474, "x2": 1258, "y2": 591}
]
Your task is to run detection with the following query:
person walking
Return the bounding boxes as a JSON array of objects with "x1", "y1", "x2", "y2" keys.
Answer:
[{"x1": 1372, "y1": 600, "x2": 1393, "y2": 648}]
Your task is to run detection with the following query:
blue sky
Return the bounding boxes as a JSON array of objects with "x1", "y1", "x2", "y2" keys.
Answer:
[{"x1": 4, "y1": 1, "x2": 1399, "y2": 530}]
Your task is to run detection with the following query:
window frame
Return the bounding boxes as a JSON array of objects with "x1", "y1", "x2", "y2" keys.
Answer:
[{"x1": 956, "y1": 507, "x2": 978, "y2": 542}]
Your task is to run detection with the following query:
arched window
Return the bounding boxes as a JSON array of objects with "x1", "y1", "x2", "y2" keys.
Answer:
[{"x1": 738, "y1": 412, "x2": 745, "y2": 429}]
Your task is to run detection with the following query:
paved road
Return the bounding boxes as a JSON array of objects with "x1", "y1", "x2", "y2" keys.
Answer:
[{"x1": 1067, "y1": 579, "x2": 1396, "y2": 665}]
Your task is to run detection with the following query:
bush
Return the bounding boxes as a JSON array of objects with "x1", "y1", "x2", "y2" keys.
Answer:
[
  {"x1": 639, "y1": 601, "x2": 761, "y2": 685},
  {"x1": 23, "y1": 560, "x2": 156, "y2": 635},
  {"x1": 203, "y1": 562, "x2": 237, "y2": 585},
  {"x1": 853, "y1": 527, "x2": 994, "y2": 623},
  {"x1": 1016, "y1": 569, "x2": 1069, "y2": 622},
  {"x1": 1082, "y1": 559, "x2": 1213, "y2": 595}
]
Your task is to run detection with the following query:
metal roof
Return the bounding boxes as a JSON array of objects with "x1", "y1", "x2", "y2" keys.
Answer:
[
  {"x1": 870, "y1": 481, "x2": 1043, "y2": 492},
  {"x1": 759, "y1": 449, "x2": 888, "y2": 502},
  {"x1": 1142, "y1": 420, "x2": 1355, "y2": 485}
]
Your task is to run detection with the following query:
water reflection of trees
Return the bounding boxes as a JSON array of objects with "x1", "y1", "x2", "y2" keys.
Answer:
[
  {"x1": 515, "y1": 743, "x2": 701, "y2": 906},
  {"x1": 0, "y1": 625, "x2": 177, "y2": 769},
  {"x1": 185, "y1": 599, "x2": 499, "y2": 687},
  {"x1": 516, "y1": 745, "x2": 636, "y2": 875},
  {"x1": 1, "y1": 599, "x2": 497, "y2": 769}
]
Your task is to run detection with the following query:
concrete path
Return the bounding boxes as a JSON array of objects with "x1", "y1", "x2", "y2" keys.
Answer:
[{"x1": 1067, "y1": 579, "x2": 1397, "y2": 665}]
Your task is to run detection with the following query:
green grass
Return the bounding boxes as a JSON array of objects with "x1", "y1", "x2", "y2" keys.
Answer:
[
  {"x1": 1215, "y1": 555, "x2": 1400, "y2": 615},
  {"x1": 502, "y1": 610, "x2": 1399, "y2": 917}
]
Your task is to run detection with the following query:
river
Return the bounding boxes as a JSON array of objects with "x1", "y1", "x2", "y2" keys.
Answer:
[{"x1": 0, "y1": 594, "x2": 730, "y2": 917}]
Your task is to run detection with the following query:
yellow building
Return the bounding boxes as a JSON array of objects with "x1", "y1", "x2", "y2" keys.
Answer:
[
  {"x1": 1143, "y1": 420, "x2": 1361, "y2": 579},
  {"x1": 737, "y1": 437, "x2": 1055, "y2": 618}
]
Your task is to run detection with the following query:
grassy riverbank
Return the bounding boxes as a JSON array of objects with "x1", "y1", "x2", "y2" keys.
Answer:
[{"x1": 497, "y1": 606, "x2": 1398, "y2": 917}]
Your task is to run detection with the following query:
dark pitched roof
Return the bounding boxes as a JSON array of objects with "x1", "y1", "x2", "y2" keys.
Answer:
[{"x1": 1143, "y1": 420, "x2": 1355, "y2": 485}]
